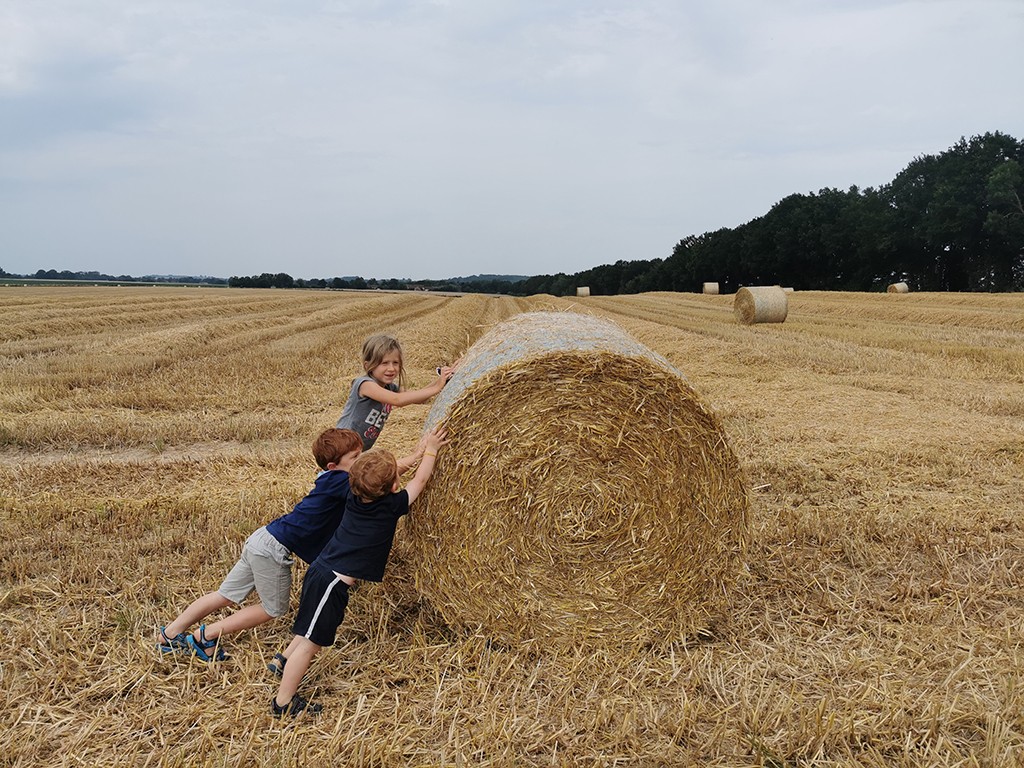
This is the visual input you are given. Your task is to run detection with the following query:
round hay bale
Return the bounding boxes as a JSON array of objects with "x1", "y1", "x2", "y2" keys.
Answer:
[
  {"x1": 407, "y1": 311, "x2": 750, "y2": 648},
  {"x1": 576, "y1": 286, "x2": 591, "y2": 297},
  {"x1": 782, "y1": 286, "x2": 795, "y2": 294},
  {"x1": 887, "y1": 281, "x2": 909, "y2": 293},
  {"x1": 733, "y1": 285, "x2": 788, "y2": 324},
  {"x1": 702, "y1": 282, "x2": 719, "y2": 295}
]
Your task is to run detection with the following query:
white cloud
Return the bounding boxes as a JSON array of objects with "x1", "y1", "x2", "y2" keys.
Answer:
[{"x1": 1, "y1": 0, "x2": 1022, "y2": 279}]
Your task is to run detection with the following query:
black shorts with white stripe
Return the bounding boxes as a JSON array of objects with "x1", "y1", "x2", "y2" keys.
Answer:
[{"x1": 292, "y1": 564, "x2": 350, "y2": 647}]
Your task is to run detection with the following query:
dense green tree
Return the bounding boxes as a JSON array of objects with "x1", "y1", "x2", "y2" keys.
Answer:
[
  {"x1": 883, "y1": 132, "x2": 1023, "y2": 290},
  {"x1": 983, "y1": 158, "x2": 1024, "y2": 289},
  {"x1": 598, "y1": 132, "x2": 1023, "y2": 295}
]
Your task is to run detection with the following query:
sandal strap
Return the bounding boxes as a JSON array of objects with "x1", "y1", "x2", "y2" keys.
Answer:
[
  {"x1": 186, "y1": 634, "x2": 213, "y2": 662},
  {"x1": 187, "y1": 635, "x2": 226, "y2": 661},
  {"x1": 197, "y1": 625, "x2": 218, "y2": 649}
]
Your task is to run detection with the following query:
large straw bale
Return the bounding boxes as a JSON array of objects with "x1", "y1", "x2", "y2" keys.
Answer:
[
  {"x1": 733, "y1": 285, "x2": 788, "y2": 324},
  {"x1": 887, "y1": 281, "x2": 909, "y2": 293},
  {"x1": 408, "y1": 311, "x2": 750, "y2": 647},
  {"x1": 703, "y1": 282, "x2": 720, "y2": 295},
  {"x1": 576, "y1": 286, "x2": 591, "y2": 297}
]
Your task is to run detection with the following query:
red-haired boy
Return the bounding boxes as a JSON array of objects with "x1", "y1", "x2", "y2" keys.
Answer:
[{"x1": 270, "y1": 427, "x2": 447, "y2": 717}]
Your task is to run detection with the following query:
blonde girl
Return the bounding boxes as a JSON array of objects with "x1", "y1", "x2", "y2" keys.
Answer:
[{"x1": 336, "y1": 334, "x2": 454, "y2": 450}]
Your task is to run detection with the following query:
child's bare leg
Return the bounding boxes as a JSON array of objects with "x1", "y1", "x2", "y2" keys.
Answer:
[
  {"x1": 274, "y1": 636, "x2": 321, "y2": 707},
  {"x1": 161, "y1": 592, "x2": 233, "y2": 639},
  {"x1": 278, "y1": 633, "x2": 307, "y2": 662},
  {"x1": 197, "y1": 603, "x2": 274, "y2": 642}
]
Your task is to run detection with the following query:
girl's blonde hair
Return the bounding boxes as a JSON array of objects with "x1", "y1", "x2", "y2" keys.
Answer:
[{"x1": 361, "y1": 334, "x2": 405, "y2": 389}]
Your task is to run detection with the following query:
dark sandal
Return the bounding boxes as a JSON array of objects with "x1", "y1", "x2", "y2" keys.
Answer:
[
  {"x1": 271, "y1": 694, "x2": 322, "y2": 718},
  {"x1": 267, "y1": 653, "x2": 288, "y2": 677}
]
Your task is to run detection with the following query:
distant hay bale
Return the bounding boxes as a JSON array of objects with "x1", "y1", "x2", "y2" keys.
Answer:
[
  {"x1": 703, "y1": 282, "x2": 720, "y2": 295},
  {"x1": 407, "y1": 311, "x2": 750, "y2": 648},
  {"x1": 576, "y1": 286, "x2": 591, "y2": 297},
  {"x1": 782, "y1": 287, "x2": 795, "y2": 294},
  {"x1": 888, "y1": 282, "x2": 909, "y2": 293},
  {"x1": 733, "y1": 286, "x2": 788, "y2": 325}
]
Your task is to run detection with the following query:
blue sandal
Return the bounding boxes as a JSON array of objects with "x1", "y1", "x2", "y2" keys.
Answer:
[
  {"x1": 158, "y1": 626, "x2": 190, "y2": 655},
  {"x1": 186, "y1": 625, "x2": 230, "y2": 662}
]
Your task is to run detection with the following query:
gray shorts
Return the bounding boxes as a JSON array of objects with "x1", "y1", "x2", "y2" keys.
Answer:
[{"x1": 218, "y1": 526, "x2": 295, "y2": 618}]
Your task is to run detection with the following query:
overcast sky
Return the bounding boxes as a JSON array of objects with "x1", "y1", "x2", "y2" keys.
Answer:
[{"x1": 1, "y1": 1, "x2": 1022, "y2": 281}]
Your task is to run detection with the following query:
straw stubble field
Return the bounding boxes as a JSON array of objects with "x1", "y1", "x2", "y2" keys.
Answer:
[{"x1": 0, "y1": 286, "x2": 1022, "y2": 767}]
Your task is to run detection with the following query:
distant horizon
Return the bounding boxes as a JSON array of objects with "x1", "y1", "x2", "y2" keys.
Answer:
[{"x1": 2, "y1": 267, "x2": 532, "y2": 283}]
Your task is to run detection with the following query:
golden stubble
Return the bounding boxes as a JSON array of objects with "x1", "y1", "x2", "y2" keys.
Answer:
[{"x1": 1, "y1": 286, "x2": 1022, "y2": 766}]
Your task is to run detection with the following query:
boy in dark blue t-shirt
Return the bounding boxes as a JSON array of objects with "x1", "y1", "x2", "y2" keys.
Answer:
[
  {"x1": 156, "y1": 428, "x2": 425, "y2": 666},
  {"x1": 270, "y1": 427, "x2": 448, "y2": 717}
]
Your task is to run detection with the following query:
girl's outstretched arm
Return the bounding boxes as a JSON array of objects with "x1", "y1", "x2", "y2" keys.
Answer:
[{"x1": 359, "y1": 368, "x2": 453, "y2": 407}]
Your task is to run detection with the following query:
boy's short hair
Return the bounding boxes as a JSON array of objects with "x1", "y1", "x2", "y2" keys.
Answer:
[
  {"x1": 312, "y1": 428, "x2": 362, "y2": 470},
  {"x1": 350, "y1": 450, "x2": 398, "y2": 502}
]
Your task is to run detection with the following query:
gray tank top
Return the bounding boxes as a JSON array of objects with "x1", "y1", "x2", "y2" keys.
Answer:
[{"x1": 335, "y1": 375, "x2": 399, "y2": 449}]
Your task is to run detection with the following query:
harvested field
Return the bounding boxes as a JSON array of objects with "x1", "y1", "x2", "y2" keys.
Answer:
[{"x1": 1, "y1": 286, "x2": 1022, "y2": 766}]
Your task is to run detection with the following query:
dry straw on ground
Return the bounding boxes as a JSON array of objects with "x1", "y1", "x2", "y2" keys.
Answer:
[
  {"x1": 408, "y1": 311, "x2": 750, "y2": 648},
  {"x1": 703, "y1": 281, "x2": 720, "y2": 295},
  {"x1": 1, "y1": 287, "x2": 1022, "y2": 766},
  {"x1": 889, "y1": 281, "x2": 911, "y2": 293},
  {"x1": 733, "y1": 285, "x2": 789, "y2": 324}
]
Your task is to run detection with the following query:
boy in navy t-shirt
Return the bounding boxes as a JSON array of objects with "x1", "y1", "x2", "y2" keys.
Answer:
[
  {"x1": 157, "y1": 428, "x2": 361, "y2": 662},
  {"x1": 157, "y1": 428, "x2": 426, "y2": 666},
  {"x1": 270, "y1": 427, "x2": 448, "y2": 717}
]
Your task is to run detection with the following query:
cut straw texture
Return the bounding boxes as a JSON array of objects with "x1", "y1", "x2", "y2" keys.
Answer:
[
  {"x1": 733, "y1": 285, "x2": 789, "y2": 324},
  {"x1": 407, "y1": 311, "x2": 750, "y2": 648},
  {"x1": 888, "y1": 281, "x2": 910, "y2": 293}
]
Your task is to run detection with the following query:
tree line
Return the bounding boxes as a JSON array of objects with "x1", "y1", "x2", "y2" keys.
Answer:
[
  {"x1": 517, "y1": 131, "x2": 1023, "y2": 295},
  {"x1": 225, "y1": 273, "x2": 517, "y2": 293},
  {"x1": 227, "y1": 132, "x2": 1024, "y2": 296},
  {"x1": 0, "y1": 268, "x2": 227, "y2": 286},
  {"x1": 7, "y1": 132, "x2": 1021, "y2": 295}
]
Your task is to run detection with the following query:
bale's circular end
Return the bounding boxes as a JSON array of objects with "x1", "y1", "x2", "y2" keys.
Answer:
[
  {"x1": 887, "y1": 282, "x2": 909, "y2": 293},
  {"x1": 734, "y1": 286, "x2": 789, "y2": 324},
  {"x1": 408, "y1": 312, "x2": 750, "y2": 648}
]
